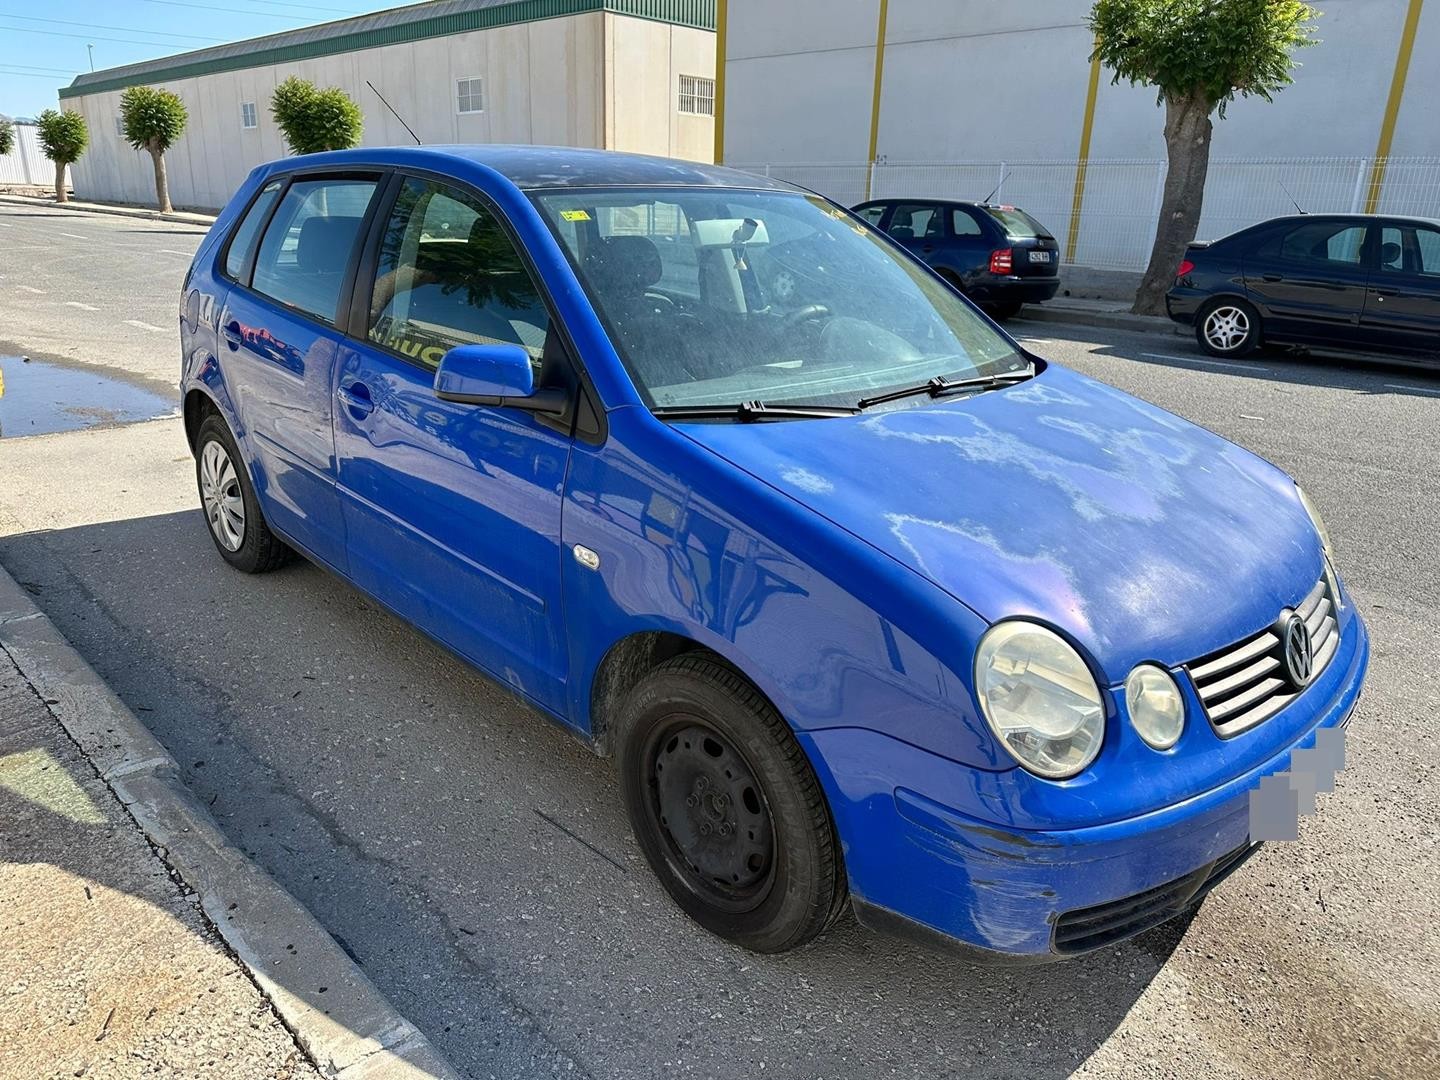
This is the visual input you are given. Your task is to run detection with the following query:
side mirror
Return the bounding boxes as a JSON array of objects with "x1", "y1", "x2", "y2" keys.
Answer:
[{"x1": 433, "y1": 343, "x2": 566, "y2": 415}]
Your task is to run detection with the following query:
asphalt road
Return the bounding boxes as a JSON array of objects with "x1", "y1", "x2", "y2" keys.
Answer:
[{"x1": 1, "y1": 200, "x2": 1436, "y2": 1079}]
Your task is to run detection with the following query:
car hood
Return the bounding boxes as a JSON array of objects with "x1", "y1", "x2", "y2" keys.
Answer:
[{"x1": 676, "y1": 364, "x2": 1322, "y2": 682}]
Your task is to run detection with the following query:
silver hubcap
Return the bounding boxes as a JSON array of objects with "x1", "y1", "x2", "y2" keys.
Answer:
[
  {"x1": 200, "y1": 440, "x2": 245, "y2": 552},
  {"x1": 1203, "y1": 306, "x2": 1251, "y2": 352}
]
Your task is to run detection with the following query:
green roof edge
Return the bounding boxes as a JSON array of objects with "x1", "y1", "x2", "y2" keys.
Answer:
[{"x1": 60, "y1": 0, "x2": 714, "y2": 99}]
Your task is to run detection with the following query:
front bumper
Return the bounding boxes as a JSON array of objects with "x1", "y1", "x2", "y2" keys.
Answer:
[{"x1": 802, "y1": 612, "x2": 1369, "y2": 961}]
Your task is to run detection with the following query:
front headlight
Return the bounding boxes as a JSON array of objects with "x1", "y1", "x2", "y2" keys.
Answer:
[
  {"x1": 1297, "y1": 484, "x2": 1343, "y2": 606},
  {"x1": 974, "y1": 621, "x2": 1104, "y2": 779},
  {"x1": 1125, "y1": 664, "x2": 1185, "y2": 750}
]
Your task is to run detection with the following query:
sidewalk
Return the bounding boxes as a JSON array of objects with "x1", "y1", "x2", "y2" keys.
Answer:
[
  {"x1": 1015, "y1": 295, "x2": 1181, "y2": 336},
  {"x1": 0, "y1": 191, "x2": 217, "y2": 227},
  {"x1": 0, "y1": 643, "x2": 319, "y2": 1078}
]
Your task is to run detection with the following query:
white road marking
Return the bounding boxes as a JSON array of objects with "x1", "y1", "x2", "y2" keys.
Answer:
[
  {"x1": 124, "y1": 319, "x2": 168, "y2": 333},
  {"x1": 64, "y1": 301, "x2": 98, "y2": 311},
  {"x1": 17, "y1": 285, "x2": 45, "y2": 294},
  {"x1": 1141, "y1": 351, "x2": 1270, "y2": 373},
  {"x1": 0, "y1": 222, "x2": 11, "y2": 227},
  {"x1": 59, "y1": 232, "x2": 87, "y2": 240},
  {"x1": 1385, "y1": 382, "x2": 1440, "y2": 396},
  {"x1": 159, "y1": 249, "x2": 192, "y2": 257}
]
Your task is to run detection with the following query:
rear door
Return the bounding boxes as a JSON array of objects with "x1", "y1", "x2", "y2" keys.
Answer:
[
  {"x1": 1242, "y1": 219, "x2": 1371, "y2": 344},
  {"x1": 941, "y1": 205, "x2": 995, "y2": 283},
  {"x1": 333, "y1": 173, "x2": 577, "y2": 716},
  {"x1": 218, "y1": 172, "x2": 382, "y2": 571},
  {"x1": 884, "y1": 202, "x2": 946, "y2": 264},
  {"x1": 1360, "y1": 221, "x2": 1440, "y2": 358}
]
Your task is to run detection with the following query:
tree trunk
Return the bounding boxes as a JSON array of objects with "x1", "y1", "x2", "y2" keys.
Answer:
[
  {"x1": 149, "y1": 142, "x2": 172, "y2": 214},
  {"x1": 1132, "y1": 92, "x2": 1214, "y2": 316},
  {"x1": 54, "y1": 160, "x2": 68, "y2": 204}
]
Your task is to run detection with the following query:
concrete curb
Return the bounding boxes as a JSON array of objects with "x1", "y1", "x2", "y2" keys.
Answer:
[
  {"x1": 1014, "y1": 304, "x2": 1183, "y2": 336},
  {"x1": 0, "y1": 192, "x2": 217, "y2": 226},
  {"x1": 0, "y1": 567, "x2": 462, "y2": 1080}
]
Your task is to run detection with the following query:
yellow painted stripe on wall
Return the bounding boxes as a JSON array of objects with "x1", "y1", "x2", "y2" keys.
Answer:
[
  {"x1": 863, "y1": 0, "x2": 891, "y2": 199},
  {"x1": 1065, "y1": 45, "x2": 1104, "y2": 264},
  {"x1": 1364, "y1": 0, "x2": 1425, "y2": 214},
  {"x1": 714, "y1": 0, "x2": 728, "y2": 164}
]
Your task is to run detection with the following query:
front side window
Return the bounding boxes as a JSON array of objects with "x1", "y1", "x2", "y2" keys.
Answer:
[
  {"x1": 1380, "y1": 224, "x2": 1440, "y2": 276},
  {"x1": 535, "y1": 187, "x2": 1027, "y2": 411},
  {"x1": 678, "y1": 74, "x2": 715, "y2": 116},
  {"x1": 240, "y1": 102, "x2": 258, "y2": 129},
  {"x1": 855, "y1": 204, "x2": 886, "y2": 227},
  {"x1": 887, "y1": 203, "x2": 942, "y2": 241},
  {"x1": 224, "y1": 178, "x2": 284, "y2": 281},
  {"x1": 368, "y1": 177, "x2": 550, "y2": 368},
  {"x1": 250, "y1": 178, "x2": 377, "y2": 322},
  {"x1": 456, "y1": 77, "x2": 484, "y2": 114}
]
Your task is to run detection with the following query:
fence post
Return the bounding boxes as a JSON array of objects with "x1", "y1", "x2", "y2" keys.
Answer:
[
  {"x1": 764, "y1": 164, "x2": 771, "y2": 178},
  {"x1": 996, "y1": 161, "x2": 1005, "y2": 202},
  {"x1": 1349, "y1": 158, "x2": 1368, "y2": 213}
]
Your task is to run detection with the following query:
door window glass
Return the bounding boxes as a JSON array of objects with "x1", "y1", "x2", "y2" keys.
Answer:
[
  {"x1": 1379, "y1": 227, "x2": 1407, "y2": 272},
  {"x1": 224, "y1": 178, "x2": 284, "y2": 282},
  {"x1": 1411, "y1": 226, "x2": 1440, "y2": 276},
  {"x1": 1269, "y1": 221, "x2": 1367, "y2": 267},
  {"x1": 368, "y1": 177, "x2": 551, "y2": 368},
  {"x1": 952, "y1": 208, "x2": 984, "y2": 236},
  {"x1": 887, "y1": 203, "x2": 942, "y2": 241},
  {"x1": 251, "y1": 178, "x2": 377, "y2": 322}
]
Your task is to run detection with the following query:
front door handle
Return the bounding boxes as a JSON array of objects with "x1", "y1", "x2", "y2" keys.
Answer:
[
  {"x1": 337, "y1": 381, "x2": 374, "y2": 417},
  {"x1": 221, "y1": 321, "x2": 242, "y2": 349},
  {"x1": 1262, "y1": 274, "x2": 1283, "y2": 283}
]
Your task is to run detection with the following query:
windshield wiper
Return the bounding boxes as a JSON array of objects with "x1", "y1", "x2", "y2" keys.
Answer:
[
  {"x1": 855, "y1": 364, "x2": 1035, "y2": 410},
  {"x1": 651, "y1": 400, "x2": 863, "y2": 422}
]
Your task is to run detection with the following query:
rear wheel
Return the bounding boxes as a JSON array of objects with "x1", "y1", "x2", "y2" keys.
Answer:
[
  {"x1": 195, "y1": 414, "x2": 292, "y2": 573},
  {"x1": 617, "y1": 654, "x2": 846, "y2": 953},
  {"x1": 1197, "y1": 298, "x2": 1261, "y2": 357},
  {"x1": 987, "y1": 300, "x2": 1024, "y2": 321}
]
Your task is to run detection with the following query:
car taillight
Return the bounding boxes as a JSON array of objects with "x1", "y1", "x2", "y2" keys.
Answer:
[
  {"x1": 1176, "y1": 259, "x2": 1195, "y2": 278},
  {"x1": 989, "y1": 248, "x2": 1013, "y2": 274}
]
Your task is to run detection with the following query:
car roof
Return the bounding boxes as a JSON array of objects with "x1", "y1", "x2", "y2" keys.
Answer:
[
  {"x1": 266, "y1": 144, "x2": 797, "y2": 192},
  {"x1": 1249, "y1": 212, "x2": 1440, "y2": 228},
  {"x1": 857, "y1": 199, "x2": 1007, "y2": 210}
]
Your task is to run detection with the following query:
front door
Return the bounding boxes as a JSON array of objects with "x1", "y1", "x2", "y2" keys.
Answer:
[
  {"x1": 1243, "y1": 218, "x2": 1371, "y2": 346},
  {"x1": 1361, "y1": 222, "x2": 1440, "y2": 359},
  {"x1": 219, "y1": 174, "x2": 381, "y2": 571},
  {"x1": 333, "y1": 175, "x2": 574, "y2": 716}
]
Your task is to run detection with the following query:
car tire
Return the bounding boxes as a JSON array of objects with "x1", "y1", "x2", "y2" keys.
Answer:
[
  {"x1": 617, "y1": 653, "x2": 847, "y2": 953},
  {"x1": 1196, "y1": 298, "x2": 1262, "y2": 358},
  {"x1": 988, "y1": 300, "x2": 1024, "y2": 321},
  {"x1": 194, "y1": 414, "x2": 292, "y2": 574}
]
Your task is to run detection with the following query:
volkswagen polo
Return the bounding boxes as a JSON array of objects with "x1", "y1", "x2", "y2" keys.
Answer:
[{"x1": 181, "y1": 147, "x2": 1369, "y2": 960}]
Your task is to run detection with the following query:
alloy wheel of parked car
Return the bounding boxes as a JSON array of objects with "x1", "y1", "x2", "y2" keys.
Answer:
[
  {"x1": 194, "y1": 414, "x2": 293, "y2": 573},
  {"x1": 1198, "y1": 299, "x2": 1261, "y2": 357},
  {"x1": 618, "y1": 654, "x2": 847, "y2": 953}
]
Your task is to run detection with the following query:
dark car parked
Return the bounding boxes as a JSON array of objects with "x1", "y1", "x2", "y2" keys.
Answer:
[
  {"x1": 1167, "y1": 214, "x2": 1440, "y2": 361},
  {"x1": 851, "y1": 199, "x2": 1060, "y2": 318}
]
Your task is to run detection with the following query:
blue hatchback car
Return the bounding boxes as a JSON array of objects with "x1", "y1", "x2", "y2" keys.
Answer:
[{"x1": 181, "y1": 147, "x2": 1369, "y2": 961}]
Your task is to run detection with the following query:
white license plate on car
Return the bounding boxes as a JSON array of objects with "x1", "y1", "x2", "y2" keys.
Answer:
[{"x1": 1029, "y1": 251, "x2": 1052, "y2": 263}]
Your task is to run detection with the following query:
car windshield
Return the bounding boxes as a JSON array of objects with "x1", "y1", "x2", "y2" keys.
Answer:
[{"x1": 533, "y1": 187, "x2": 1029, "y2": 411}]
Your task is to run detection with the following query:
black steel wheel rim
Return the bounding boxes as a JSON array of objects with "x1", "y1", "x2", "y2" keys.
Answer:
[{"x1": 643, "y1": 718, "x2": 776, "y2": 913}]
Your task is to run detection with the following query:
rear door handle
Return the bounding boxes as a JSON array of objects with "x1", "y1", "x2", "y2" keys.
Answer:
[{"x1": 337, "y1": 381, "x2": 374, "y2": 417}]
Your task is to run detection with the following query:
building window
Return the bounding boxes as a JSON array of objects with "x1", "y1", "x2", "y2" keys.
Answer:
[
  {"x1": 241, "y1": 102, "x2": 258, "y2": 129},
  {"x1": 678, "y1": 74, "x2": 714, "y2": 116},
  {"x1": 456, "y1": 77, "x2": 484, "y2": 115}
]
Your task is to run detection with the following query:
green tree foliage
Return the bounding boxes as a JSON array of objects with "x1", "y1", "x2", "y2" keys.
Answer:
[
  {"x1": 270, "y1": 76, "x2": 364, "y2": 155},
  {"x1": 1088, "y1": 0, "x2": 1319, "y2": 313},
  {"x1": 0, "y1": 117, "x2": 14, "y2": 158},
  {"x1": 35, "y1": 108, "x2": 88, "y2": 204},
  {"x1": 121, "y1": 86, "x2": 189, "y2": 213}
]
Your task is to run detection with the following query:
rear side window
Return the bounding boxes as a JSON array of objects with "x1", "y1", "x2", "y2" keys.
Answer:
[
  {"x1": 1263, "y1": 221, "x2": 1367, "y2": 267},
  {"x1": 983, "y1": 206, "x2": 1049, "y2": 239},
  {"x1": 368, "y1": 177, "x2": 551, "y2": 367},
  {"x1": 952, "y1": 208, "x2": 985, "y2": 236},
  {"x1": 251, "y1": 178, "x2": 378, "y2": 323},
  {"x1": 223, "y1": 179, "x2": 283, "y2": 281}
]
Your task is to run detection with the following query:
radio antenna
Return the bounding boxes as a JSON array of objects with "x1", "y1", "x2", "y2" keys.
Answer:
[
  {"x1": 367, "y1": 80, "x2": 421, "y2": 146},
  {"x1": 981, "y1": 169, "x2": 1010, "y2": 205},
  {"x1": 1277, "y1": 179, "x2": 1306, "y2": 215}
]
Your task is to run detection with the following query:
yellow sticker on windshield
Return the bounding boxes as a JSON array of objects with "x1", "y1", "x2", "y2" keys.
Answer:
[{"x1": 561, "y1": 210, "x2": 591, "y2": 222}]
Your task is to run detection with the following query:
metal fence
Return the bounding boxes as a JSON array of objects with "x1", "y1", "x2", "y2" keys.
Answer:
[
  {"x1": 726, "y1": 157, "x2": 1440, "y2": 272},
  {"x1": 0, "y1": 123, "x2": 70, "y2": 189}
]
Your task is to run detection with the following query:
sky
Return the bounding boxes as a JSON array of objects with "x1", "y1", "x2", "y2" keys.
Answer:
[{"x1": 0, "y1": 0, "x2": 432, "y2": 119}]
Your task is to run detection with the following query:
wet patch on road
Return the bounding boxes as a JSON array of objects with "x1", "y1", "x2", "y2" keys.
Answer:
[{"x1": 0, "y1": 355, "x2": 176, "y2": 438}]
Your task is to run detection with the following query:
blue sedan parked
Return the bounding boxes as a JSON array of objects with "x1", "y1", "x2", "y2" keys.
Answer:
[{"x1": 181, "y1": 147, "x2": 1368, "y2": 960}]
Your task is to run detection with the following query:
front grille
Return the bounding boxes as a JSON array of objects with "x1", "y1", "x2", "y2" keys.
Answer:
[
  {"x1": 1186, "y1": 576, "x2": 1340, "y2": 738},
  {"x1": 1052, "y1": 843, "x2": 1256, "y2": 954}
]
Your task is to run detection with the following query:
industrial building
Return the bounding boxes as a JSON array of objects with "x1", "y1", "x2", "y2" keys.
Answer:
[{"x1": 59, "y1": 0, "x2": 716, "y2": 209}]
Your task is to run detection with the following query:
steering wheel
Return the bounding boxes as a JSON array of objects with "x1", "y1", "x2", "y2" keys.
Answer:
[{"x1": 780, "y1": 304, "x2": 831, "y2": 336}]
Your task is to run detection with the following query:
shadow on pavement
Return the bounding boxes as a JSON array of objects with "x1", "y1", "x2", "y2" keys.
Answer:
[{"x1": 0, "y1": 509, "x2": 1190, "y2": 1080}]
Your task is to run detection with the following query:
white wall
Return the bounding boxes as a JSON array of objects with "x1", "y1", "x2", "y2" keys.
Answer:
[
  {"x1": 66, "y1": 12, "x2": 711, "y2": 210},
  {"x1": 0, "y1": 123, "x2": 69, "y2": 188},
  {"x1": 724, "y1": 0, "x2": 1438, "y2": 165}
]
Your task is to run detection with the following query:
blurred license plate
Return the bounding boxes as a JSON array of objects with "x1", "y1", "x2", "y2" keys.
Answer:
[{"x1": 1029, "y1": 251, "x2": 1052, "y2": 263}]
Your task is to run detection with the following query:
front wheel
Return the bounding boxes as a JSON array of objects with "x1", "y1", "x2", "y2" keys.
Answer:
[
  {"x1": 617, "y1": 654, "x2": 847, "y2": 953},
  {"x1": 1197, "y1": 299, "x2": 1262, "y2": 357}
]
